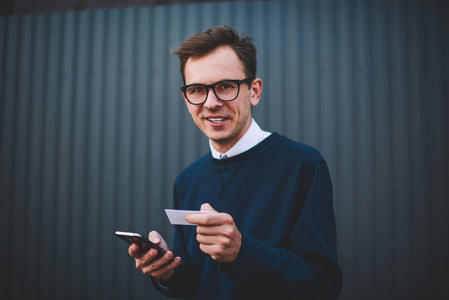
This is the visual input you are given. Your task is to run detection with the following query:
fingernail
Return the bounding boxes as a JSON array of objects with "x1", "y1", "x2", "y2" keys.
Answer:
[{"x1": 174, "y1": 257, "x2": 181, "y2": 264}]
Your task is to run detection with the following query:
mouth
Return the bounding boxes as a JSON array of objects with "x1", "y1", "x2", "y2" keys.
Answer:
[{"x1": 207, "y1": 117, "x2": 227, "y2": 124}]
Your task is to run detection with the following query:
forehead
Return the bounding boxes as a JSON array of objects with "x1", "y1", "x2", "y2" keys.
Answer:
[{"x1": 184, "y1": 46, "x2": 245, "y2": 84}]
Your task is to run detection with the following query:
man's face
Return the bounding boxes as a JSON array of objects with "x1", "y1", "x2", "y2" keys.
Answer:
[{"x1": 183, "y1": 46, "x2": 262, "y2": 153}]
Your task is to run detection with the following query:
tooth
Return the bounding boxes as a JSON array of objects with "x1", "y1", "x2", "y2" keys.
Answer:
[{"x1": 209, "y1": 118, "x2": 224, "y2": 123}]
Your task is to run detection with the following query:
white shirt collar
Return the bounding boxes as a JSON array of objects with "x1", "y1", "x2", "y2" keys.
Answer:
[{"x1": 209, "y1": 119, "x2": 271, "y2": 159}]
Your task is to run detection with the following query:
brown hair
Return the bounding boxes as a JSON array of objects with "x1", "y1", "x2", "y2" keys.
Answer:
[{"x1": 171, "y1": 26, "x2": 257, "y2": 84}]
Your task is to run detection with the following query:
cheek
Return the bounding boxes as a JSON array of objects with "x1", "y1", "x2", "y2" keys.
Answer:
[
  {"x1": 237, "y1": 97, "x2": 253, "y2": 117},
  {"x1": 185, "y1": 97, "x2": 196, "y2": 115},
  {"x1": 189, "y1": 107, "x2": 203, "y2": 125},
  {"x1": 186, "y1": 103, "x2": 198, "y2": 116}
]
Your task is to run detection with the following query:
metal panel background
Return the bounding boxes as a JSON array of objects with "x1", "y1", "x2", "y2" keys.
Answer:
[{"x1": 1, "y1": 0, "x2": 448, "y2": 299}]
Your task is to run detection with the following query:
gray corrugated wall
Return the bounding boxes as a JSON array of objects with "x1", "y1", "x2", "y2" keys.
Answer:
[{"x1": 1, "y1": 0, "x2": 448, "y2": 299}]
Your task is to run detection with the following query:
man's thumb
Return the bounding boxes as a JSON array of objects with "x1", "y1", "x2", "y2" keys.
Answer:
[{"x1": 200, "y1": 203, "x2": 217, "y2": 212}]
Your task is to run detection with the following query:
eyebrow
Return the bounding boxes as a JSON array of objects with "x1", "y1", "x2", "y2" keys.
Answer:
[{"x1": 186, "y1": 78, "x2": 242, "y2": 85}]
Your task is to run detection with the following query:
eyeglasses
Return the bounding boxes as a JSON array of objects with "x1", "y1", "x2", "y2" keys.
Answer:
[{"x1": 181, "y1": 78, "x2": 254, "y2": 105}]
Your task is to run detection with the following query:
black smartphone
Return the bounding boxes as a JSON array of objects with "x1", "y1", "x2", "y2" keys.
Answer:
[{"x1": 115, "y1": 231, "x2": 166, "y2": 259}]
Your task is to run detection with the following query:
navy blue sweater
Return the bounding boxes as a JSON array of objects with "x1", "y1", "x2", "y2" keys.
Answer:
[{"x1": 154, "y1": 133, "x2": 342, "y2": 299}]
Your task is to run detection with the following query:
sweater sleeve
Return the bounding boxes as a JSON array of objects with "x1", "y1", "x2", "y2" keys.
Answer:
[
  {"x1": 151, "y1": 262, "x2": 197, "y2": 298},
  {"x1": 220, "y1": 162, "x2": 342, "y2": 299}
]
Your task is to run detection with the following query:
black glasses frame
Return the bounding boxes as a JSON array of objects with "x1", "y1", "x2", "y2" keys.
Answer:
[{"x1": 181, "y1": 78, "x2": 254, "y2": 105}]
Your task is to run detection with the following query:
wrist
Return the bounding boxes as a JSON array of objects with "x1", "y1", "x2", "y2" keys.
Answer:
[{"x1": 155, "y1": 269, "x2": 174, "y2": 286}]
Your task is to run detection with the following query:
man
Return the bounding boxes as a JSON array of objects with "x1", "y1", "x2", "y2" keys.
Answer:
[{"x1": 128, "y1": 26, "x2": 342, "y2": 299}]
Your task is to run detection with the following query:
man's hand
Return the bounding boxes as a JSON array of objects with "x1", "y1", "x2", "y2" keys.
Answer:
[
  {"x1": 128, "y1": 231, "x2": 182, "y2": 284},
  {"x1": 186, "y1": 203, "x2": 242, "y2": 263}
]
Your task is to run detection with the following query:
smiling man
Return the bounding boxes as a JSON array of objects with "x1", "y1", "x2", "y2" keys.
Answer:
[
  {"x1": 128, "y1": 26, "x2": 342, "y2": 299},
  {"x1": 182, "y1": 45, "x2": 262, "y2": 154}
]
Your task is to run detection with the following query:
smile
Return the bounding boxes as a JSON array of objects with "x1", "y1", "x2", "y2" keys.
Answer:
[{"x1": 207, "y1": 118, "x2": 227, "y2": 123}]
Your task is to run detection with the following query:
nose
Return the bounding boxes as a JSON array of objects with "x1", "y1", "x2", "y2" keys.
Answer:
[{"x1": 203, "y1": 87, "x2": 222, "y2": 109}]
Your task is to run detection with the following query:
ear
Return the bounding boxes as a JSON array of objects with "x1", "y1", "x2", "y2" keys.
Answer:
[{"x1": 250, "y1": 78, "x2": 263, "y2": 107}]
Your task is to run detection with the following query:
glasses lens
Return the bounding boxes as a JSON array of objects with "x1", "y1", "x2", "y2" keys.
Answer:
[
  {"x1": 185, "y1": 85, "x2": 207, "y2": 104},
  {"x1": 215, "y1": 81, "x2": 239, "y2": 101}
]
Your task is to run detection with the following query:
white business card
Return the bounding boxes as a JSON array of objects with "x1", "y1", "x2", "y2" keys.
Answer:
[{"x1": 165, "y1": 209, "x2": 211, "y2": 225}]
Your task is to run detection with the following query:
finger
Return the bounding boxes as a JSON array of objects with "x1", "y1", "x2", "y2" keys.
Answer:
[
  {"x1": 156, "y1": 255, "x2": 182, "y2": 273},
  {"x1": 129, "y1": 243, "x2": 144, "y2": 258},
  {"x1": 137, "y1": 250, "x2": 173, "y2": 271},
  {"x1": 198, "y1": 242, "x2": 239, "y2": 264},
  {"x1": 198, "y1": 243, "x2": 226, "y2": 260},
  {"x1": 200, "y1": 203, "x2": 217, "y2": 212},
  {"x1": 149, "y1": 230, "x2": 168, "y2": 250},
  {"x1": 187, "y1": 212, "x2": 232, "y2": 226},
  {"x1": 149, "y1": 230, "x2": 162, "y2": 244},
  {"x1": 134, "y1": 248, "x2": 161, "y2": 270},
  {"x1": 129, "y1": 241, "x2": 161, "y2": 259},
  {"x1": 196, "y1": 224, "x2": 227, "y2": 235},
  {"x1": 196, "y1": 233, "x2": 227, "y2": 245},
  {"x1": 146, "y1": 255, "x2": 183, "y2": 279},
  {"x1": 152, "y1": 251, "x2": 174, "y2": 267}
]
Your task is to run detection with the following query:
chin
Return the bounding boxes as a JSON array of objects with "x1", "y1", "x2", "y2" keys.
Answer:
[
  {"x1": 206, "y1": 132, "x2": 230, "y2": 142},
  {"x1": 204, "y1": 130, "x2": 232, "y2": 143}
]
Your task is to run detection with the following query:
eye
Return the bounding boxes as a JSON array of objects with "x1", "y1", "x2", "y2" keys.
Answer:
[
  {"x1": 187, "y1": 85, "x2": 206, "y2": 94},
  {"x1": 217, "y1": 82, "x2": 237, "y2": 91}
]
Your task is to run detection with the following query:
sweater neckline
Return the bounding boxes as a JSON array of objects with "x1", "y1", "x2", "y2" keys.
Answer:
[{"x1": 209, "y1": 132, "x2": 279, "y2": 165}]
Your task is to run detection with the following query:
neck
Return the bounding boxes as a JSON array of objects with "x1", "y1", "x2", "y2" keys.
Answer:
[{"x1": 210, "y1": 138, "x2": 238, "y2": 154}]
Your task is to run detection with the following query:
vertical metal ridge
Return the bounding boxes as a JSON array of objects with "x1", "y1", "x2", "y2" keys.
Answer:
[
  {"x1": 13, "y1": 13, "x2": 33, "y2": 298},
  {"x1": 284, "y1": 0, "x2": 301, "y2": 141},
  {"x1": 0, "y1": 14, "x2": 8, "y2": 296}
]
